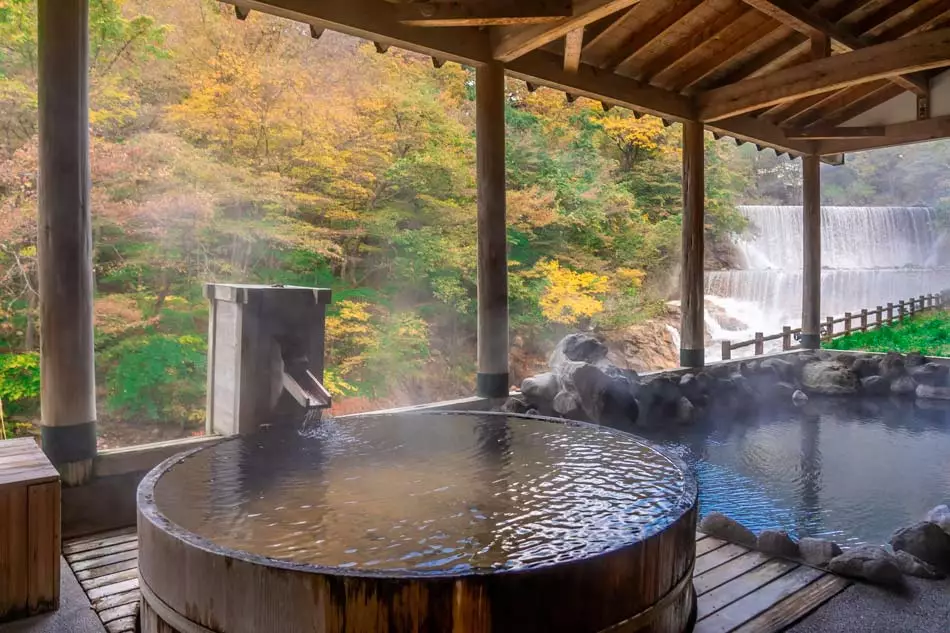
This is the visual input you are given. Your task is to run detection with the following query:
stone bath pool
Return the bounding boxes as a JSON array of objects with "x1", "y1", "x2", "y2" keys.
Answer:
[{"x1": 636, "y1": 396, "x2": 950, "y2": 546}]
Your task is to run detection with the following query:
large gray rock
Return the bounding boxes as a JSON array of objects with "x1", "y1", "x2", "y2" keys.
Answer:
[
  {"x1": 761, "y1": 357, "x2": 795, "y2": 381},
  {"x1": 861, "y1": 374, "x2": 891, "y2": 395},
  {"x1": 757, "y1": 530, "x2": 800, "y2": 558},
  {"x1": 908, "y1": 362, "x2": 949, "y2": 386},
  {"x1": 890, "y1": 521, "x2": 950, "y2": 572},
  {"x1": 801, "y1": 361, "x2": 859, "y2": 395},
  {"x1": 552, "y1": 390, "x2": 582, "y2": 417},
  {"x1": 799, "y1": 537, "x2": 842, "y2": 567},
  {"x1": 915, "y1": 384, "x2": 950, "y2": 400},
  {"x1": 675, "y1": 396, "x2": 695, "y2": 424},
  {"x1": 926, "y1": 505, "x2": 950, "y2": 534},
  {"x1": 828, "y1": 545, "x2": 904, "y2": 587},
  {"x1": 879, "y1": 352, "x2": 906, "y2": 381},
  {"x1": 699, "y1": 512, "x2": 756, "y2": 547},
  {"x1": 569, "y1": 363, "x2": 639, "y2": 428},
  {"x1": 893, "y1": 549, "x2": 945, "y2": 579},
  {"x1": 905, "y1": 351, "x2": 926, "y2": 367},
  {"x1": 890, "y1": 375, "x2": 918, "y2": 396},
  {"x1": 521, "y1": 372, "x2": 559, "y2": 407},
  {"x1": 851, "y1": 356, "x2": 880, "y2": 379},
  {"x1": 549, "y1": 333, "x2": 608, "y2": 368},
  {"x1": 501, "y1": 395, "x2": 530, "y2": 414},
  {"x1": 792, "y1": 390, "x2": 809, "y2": 406}
]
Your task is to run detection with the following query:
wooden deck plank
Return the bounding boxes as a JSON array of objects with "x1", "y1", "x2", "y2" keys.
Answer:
[
  {"x1": 695, "y1": 566, "x2": 826, "y2": 633},
  {"x1": 87, "y1": 578, "x2": 139, "y2": 601},
  {"x1": 63, "y1": 532, "x2": 138, "y2": 556},
  {"x1": 70, "y1": 549, "x2": 137, "y2": 573},
  {"x1": 65, "y1": 539, "x2": 138, "y2": 563},
  {"x1": 697, "y1": 559, "x2": 799, "y2": 620},
  {"x1": 696, "y1": 536, "x2": 728, "y2": 556},
  {"x1": 91, "y1": 588, "x2": 140, "y2": 613},
  {"x1": 63, "y1": 528, "x2": 136, "y2": 551},
  {"x1": 73, "y1": 557, "x2": 137, "y2": 581},
  {"x1": 97, "y1": 601, "x2": 138, "y2": 624},
  {"x1": 695, "y1": 543, "x2": 750, "y2": 575},
  {"x1": 694, "y1": 550, "x2": 773, "y2": 596},
  {"x1": 731, "y1": 574, "x2": 850, "y2": 633},
  {"x1": 104, "y1": 616, "x2": 137, "y2": 633},
  {"x1": 80, "y1": 567, "x2": 138, "y2": 591}
]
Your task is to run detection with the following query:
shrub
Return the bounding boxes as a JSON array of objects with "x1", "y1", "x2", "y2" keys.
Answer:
[{"x1": 0, "y1": 352, "x2": 40, "y2": 417}]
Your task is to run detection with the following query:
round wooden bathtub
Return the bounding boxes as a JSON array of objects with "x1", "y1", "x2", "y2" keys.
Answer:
[{"x1": 137, "y1": 412, "x2": 698, "y2": 633}]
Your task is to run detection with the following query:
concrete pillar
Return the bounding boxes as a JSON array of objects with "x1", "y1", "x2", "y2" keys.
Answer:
[
  {"x1": 801, "y1": 155, "x2": 821, "y2": 349},
  {"x1": 37, "y1": 0, "x2": 97, "y2": 485},
  {"x1": 680, "y1": 120, "x2": 705, "y2": 368},
  {"x1": 475, "y1": 62, "x2": 509, "y2": 397}
]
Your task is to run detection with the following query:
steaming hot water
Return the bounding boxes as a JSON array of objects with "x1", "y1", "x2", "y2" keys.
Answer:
[
  {"x1": 703, "y1": 206, "x2": 950, "y2": 357},
  {"x1": 152, "y1": 412, "x2": 692, "y2": 573}
]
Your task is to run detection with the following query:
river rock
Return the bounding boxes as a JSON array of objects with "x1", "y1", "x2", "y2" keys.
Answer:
[
  {"x1": 772, "y1": 381, "x2": 797, "y2": 399},
  {"x1": 890, "y1": 521, "x2": 950, "y2": 572},
  {"x1": 501, "y1": 395, "x2": 530, "y2": 414},
  {"x1": 549, "y1": 333, "x2": 608, "y2": 368},
  {"x1": 834, "y1": 352, "x2": 858, "y2": 367},
  {"x1": 879, "y1": 352, "x2": 906, "y2": 380},
  {"x1": 908, "y1": 362, "x2": 949, "y2": 386},
  {"x1": 757, "y1": 530, "x2": 799, "y2": 558},
  {"x1": 828, "y1": 546, "x2": 904, "y2": 587},
  {"x1": 699, "y1": 512, "x2": 756, "y2": 547},
  {"x1": 905, "y1": 351, "x2": 926, "y2": 367},
  {"x1": 792, "y1": 390, "x2": 809, "y2": 405},
  {"x1": 552, "y1": 390, "x2": 582, "y2": 418},
  {"x1": 801, "y1": 361, "x2": 858, "y2": 395},
  {"x1": 799, "y1": 537, "x2": 842, "y2": 567},
  {"x1": 860, "y1": 375, "x2": 891, "y2": 395},
  {"x1": 851, "y1": 356, "x2": 881, "y2": 379},
  {"x1": 521, "y1": 372, "x2": 559, "y2": 406},
  {"x1": 926, "y1": 505, "x2": 950, "y2": 533},
  {"x1": 890, "y1": 375, "x2": 918, "y2": 396},
  {"x1": 893, "y1": 550, "x2": 945, "y2": 579},
  {"x1": 571, "y1": 364, "x2": 639, "y2": 428},
  {"x1": 915, "y1": 384, "x2": 950, "y2": 400},
  {"x1": 760, "y1": 357, "x2": 794, "y2": 381},
  {"x1": 676, "y1": 396, "x2": 695, "y2": 424}
]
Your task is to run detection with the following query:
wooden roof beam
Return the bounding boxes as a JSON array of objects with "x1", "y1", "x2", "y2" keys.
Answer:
[
  {"x1": 564, "y1": 28, "x2": 583, "y2": 72},
  {"x1": 738, "y1": 0, "x2": 928, "y2": 95},
  {"x1": 396, "y1": 0, "x2": 572, "y2": 27},
  {"x1": 818, "y1": 114, "x2": 950, "y2": 153},
  {"x1": 786, "y1": 125, "x2": 885, "y2": 140},
  {"x1": 492, "y1": 0, "x2": 640, "y2": 62},
  {"x1": 698, "y1": 27, "x2": 950, "y2": 121}
]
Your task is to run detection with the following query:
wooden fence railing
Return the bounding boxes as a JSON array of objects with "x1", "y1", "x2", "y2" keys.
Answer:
[{"x1": 720, "y1": 292, "x2": 945, "y2": 361}]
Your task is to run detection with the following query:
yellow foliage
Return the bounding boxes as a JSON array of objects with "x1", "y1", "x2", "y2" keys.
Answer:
[
  {"x1": 532, "y1": 259, "x2": 608, "y2": 325},
  {"x1": 507, "y1": 186, "x2": 558, "y2": 232},
  {"x1": 615, "y1": 267, "x2": 646, "y2": 289},
  {"x1": 598, "y1": 112, "x2": 665, "y2": 153}
]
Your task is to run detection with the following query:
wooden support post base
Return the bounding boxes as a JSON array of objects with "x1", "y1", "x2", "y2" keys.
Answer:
[
  {"x1": 56, "y1": 460, "x2": 94, "y2": 487},
  {"x1": 476, "y1": 372, "x2": 510, "y2": 398},
  {"x1": 800, "y1": 333, "x2": 821, "y2": 349},
  {"x1": 40, "y1": 422, "x2": 96, "y2": 486},
  {"x1": 680, "y1": 348, "x2": 705, "y2": 368}
]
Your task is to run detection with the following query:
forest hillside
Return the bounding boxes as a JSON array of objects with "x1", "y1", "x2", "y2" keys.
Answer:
[{"x1": 2, "y1": 0, "x2": 950, "y2": 445}]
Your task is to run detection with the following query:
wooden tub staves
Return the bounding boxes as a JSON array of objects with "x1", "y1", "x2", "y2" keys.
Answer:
[{"x1": 136, "y1": 412, "x2": 699, "y2": 633}]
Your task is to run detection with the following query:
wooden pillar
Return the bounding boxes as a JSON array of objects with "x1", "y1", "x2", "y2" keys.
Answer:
[
  {"x1": 475, "y1": 62, "x2": 509, "y2": 397},
  {"x1": 37, "y1": 0, "x2": 96, "y2": 485},
  {"x1": 801, "y1": 155, "x2": 821, "y2": 349},
  {"x1": 680, "y1": 120, "x2": 705, "y2": 367}
]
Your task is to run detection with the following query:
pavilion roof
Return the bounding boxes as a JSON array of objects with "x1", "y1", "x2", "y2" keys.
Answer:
[{"x1": 227, "y1": 0, "x2": 950, "y2": 159}]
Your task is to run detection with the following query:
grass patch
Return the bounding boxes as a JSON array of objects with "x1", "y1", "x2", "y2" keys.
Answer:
[{"x1": 823, "y1": 310, "x2": 950, "y2": 356}]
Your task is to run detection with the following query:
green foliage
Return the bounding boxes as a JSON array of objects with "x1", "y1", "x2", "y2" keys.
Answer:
[
  {"x1": 0, "y1": 352, "x2": 40, "y2": 416},
  {"x1": 102, "y1": 334, "x2": 206, "y2": 425},
  {"x1": 824, "y1": 311, "x2": 950, "y2": 356}
]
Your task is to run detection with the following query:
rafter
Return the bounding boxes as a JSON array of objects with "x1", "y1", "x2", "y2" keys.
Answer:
[
  {"x1": 564, "y1": 28, "x2": 584, "y2": 72},
  {"x1": 396, "y1": 0, "x2": 572, "y2": 27},
  {"x1": 818, "y1": 114, "x2": 950, "y2": 153},
  {"x1": 590, "y1": 0, "x2": 702, "y2": 70},
  {"x1": 739, "y1": 0, "x2": 927, "y2": 94},
  {"x1": 491, "y1": 0, "x2": 640, "y2": 63},
  {"x1": 786, "y1": 124, "x2": 885, "y2": 139},
  {"x1": 698, "y1": 27, "x2": 950, "y2": 121}
]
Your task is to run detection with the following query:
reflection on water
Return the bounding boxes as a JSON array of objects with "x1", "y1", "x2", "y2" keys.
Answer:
[
  {"x1": 637, "y1": 397, "x2": 950, "y2": 546},
  {"x1": 154, "y1": 413, "x2": 689, "y2": 573}
]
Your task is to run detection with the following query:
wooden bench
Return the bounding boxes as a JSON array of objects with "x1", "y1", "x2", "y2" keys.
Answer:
[{"x1": 0, "y1": 438, "x2": 61, "y2": 622}]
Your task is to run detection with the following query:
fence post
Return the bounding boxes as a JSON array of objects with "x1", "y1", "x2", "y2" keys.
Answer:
[
  {"x1": 899, "y1": 300, "x2": 906, "y2": 320},
  {"x1": 887, "y1": 302, "x2": 894, "y2": 324},
  {"x1": 909, "y1": 297, "x2": 915, "y2": 317},
  {"x1": 844, "y1": 312, "x2": 852, "y2": 335},
  {"x1": 860, "y1": 309, "x2": 868, "y2": 331},
  {"x1": 754, "y1": 332, "x2": 764, "y2": 355},
  {"x1": 876, "y1": 306, "x2": 883, "y2": 328},
  {"x1": 825, "y1": 316, "x2": 834, "y2": 341},
  {"x1": 919, "y1": 295, "x2": 926, "y2": 312},
  {"x1": 782, "y1": 326, "x2": 791, "y2": 351},
  {"x1": 721, "y1": 340, "x2": 731, "y2": 361}
]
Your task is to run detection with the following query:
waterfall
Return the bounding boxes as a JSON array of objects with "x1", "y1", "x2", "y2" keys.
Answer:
[{"x1": 704, "y1": 206, "x2": 950, "y2": 356}]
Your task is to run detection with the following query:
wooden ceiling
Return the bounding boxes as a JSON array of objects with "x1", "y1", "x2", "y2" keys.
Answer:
[{"x1": 228, "y1": 0, "x2": 950, "y2": 157}]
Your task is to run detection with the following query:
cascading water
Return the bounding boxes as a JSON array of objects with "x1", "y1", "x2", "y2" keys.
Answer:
[{"x1": 704, "y1": 206, "x2": 950, "y2": 357}]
